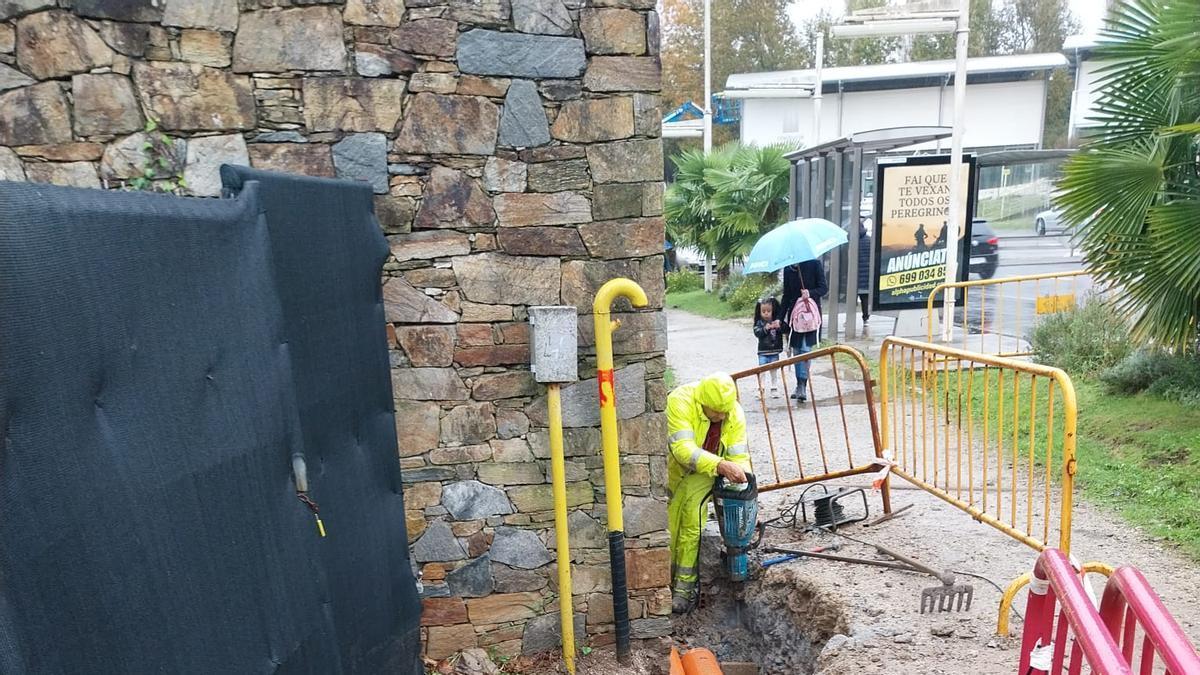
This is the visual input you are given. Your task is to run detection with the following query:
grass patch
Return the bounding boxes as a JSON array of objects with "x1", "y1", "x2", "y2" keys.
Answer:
[
  {"x1": 908, "y1": 365, "x2": 1200, "y2": 560},
  {"x1": 665, "y1": 289, "x2": 745, "y2": 320}
]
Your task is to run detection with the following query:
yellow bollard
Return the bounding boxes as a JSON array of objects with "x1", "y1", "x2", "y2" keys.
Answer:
[
  {"x1": 547, "y1": 383, "x2": 576, "y2": 674},
  {"x1": 592, "y1": 278, "x2": 648, "y2": 664}
]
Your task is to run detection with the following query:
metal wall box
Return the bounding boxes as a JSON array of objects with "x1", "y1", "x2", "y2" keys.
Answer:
[{"x1": 528, "y1": 305, "x2": 578, "y2": 383}]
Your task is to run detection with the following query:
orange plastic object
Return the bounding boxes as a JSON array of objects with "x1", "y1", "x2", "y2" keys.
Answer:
[
  {"x1": 680, "y1": 648, "x2": 723, "y2": 675},
  {"x1": 669, "y1": 647, "x2": 686, "y2": 675}
]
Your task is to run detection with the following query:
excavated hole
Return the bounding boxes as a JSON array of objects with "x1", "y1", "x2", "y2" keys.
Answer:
[{"x1": 673, "y1": 568, "x2": 849, "y2": 674}]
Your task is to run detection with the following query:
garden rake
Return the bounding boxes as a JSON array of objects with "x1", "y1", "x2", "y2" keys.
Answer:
[{"x1": 828, "y1": 532, "x2": 974, "y2": 613}]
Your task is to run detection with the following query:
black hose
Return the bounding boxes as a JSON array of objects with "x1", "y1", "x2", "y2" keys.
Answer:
[{"x1": 608, "y1": 530, "x2": 631, "y2": 664}]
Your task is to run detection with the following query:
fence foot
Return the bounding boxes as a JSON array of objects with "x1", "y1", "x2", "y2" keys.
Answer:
[{"x1": 997, "y1": 571, "x2": 1031, "y2": 637}]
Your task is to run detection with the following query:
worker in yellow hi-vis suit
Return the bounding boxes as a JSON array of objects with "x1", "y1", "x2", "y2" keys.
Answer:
[{"x1": 666, "y1": 372, "x2": 751, "y2": 614}]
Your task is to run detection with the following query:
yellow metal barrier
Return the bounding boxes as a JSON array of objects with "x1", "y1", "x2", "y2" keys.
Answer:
[
  {"x1": 996, "y1": 561, "x2": 1114, "y2": 636},
  {"x1": 878, "y1": 336, "x2": 1077, "y2": 553},
  {"x1": 927, "y1": 269, "x2": 1093, "y2": 357},
  {"x1": 730, "y1": 345, "x2": 892, "y2": 514}
]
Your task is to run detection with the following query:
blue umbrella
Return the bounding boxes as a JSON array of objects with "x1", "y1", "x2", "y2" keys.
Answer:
[{"x1": 742, "y1": 218, "x2": 849, "y2": 274}]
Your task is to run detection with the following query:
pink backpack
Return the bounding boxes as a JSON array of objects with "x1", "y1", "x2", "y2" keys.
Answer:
[{"x1": 790, "y1": 275, "x2": 822, "y2": 333}]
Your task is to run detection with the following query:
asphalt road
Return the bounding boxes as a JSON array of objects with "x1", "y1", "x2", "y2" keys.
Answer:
[{"x1": 959, "y1": 231, "x2": 1093, "y2": 339}]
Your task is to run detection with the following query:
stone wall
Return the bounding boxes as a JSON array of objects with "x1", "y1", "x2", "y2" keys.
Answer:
[{"x1": 0, "y1": 0, "x2": 667, "y2": 661}]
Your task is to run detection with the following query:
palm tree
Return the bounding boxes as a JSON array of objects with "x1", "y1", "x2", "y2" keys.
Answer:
[
  {"x1": 664, "y1": 143, "x2": 793, "y2": 270},
  {"x1": 1056, "y1": 0, "x2": 1200, "y2": 349}
]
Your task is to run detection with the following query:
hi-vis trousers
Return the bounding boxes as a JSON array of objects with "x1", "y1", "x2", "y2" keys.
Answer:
[{"x1": 668, "y1": 470, "x2": 715, "y2": 601}]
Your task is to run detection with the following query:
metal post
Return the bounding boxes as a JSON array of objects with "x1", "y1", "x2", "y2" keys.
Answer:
[
  {"x1": 812, "y1": 33, "x2": 824, "y2": 146},
  {"x1": 942, "y1": 0, "x2": 970, "y2": 343},
  {"x1": 789, "y1": 163, "x2": 799, "y2": 219},
  {"x1": 546, "y1": 383, "x2": 576, "y2": 674},
  {"x1": 702, "y1": 0, "x2": 713, "y2": 293},
  {"x1": 812, "y1": 157, "x2": 825, "y2": 219},
  {"x1": 846, "y1": 149, "x2": 862, "y2": 339},
  {"x1": 825, "y1": 153, "x2": 841, "y2": 338},
  {"x1": 798, "y1": 161, "x2": 810, "y2": 218}
]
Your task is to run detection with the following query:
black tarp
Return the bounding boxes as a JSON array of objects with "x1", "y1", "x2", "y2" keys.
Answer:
[{"x1": 0, "y1": 171, "x2": 420, "y2": 674}]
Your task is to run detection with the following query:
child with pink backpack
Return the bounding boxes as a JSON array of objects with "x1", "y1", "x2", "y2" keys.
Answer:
[{"x1": 781, "y1": 259, "x2": 828, "y2": 402}]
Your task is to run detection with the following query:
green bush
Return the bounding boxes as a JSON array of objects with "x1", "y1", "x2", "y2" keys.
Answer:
[
  {"x1": 1101, "y1": 349, "x2": 1200, "y2": 404},
  {"x1": 1030, "y1": 298, "x2": 1133, "y2": 375},
  {"x1": 666, "y1": 270, "x2": 703, "y2": 294},
  {"x1": 719, "y1": 273, "x2": 780, "y2": 312}
]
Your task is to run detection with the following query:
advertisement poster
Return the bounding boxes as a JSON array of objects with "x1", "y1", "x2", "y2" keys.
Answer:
[{"x1": 872, "y1": 155, "x2": 977, "y2": 311}]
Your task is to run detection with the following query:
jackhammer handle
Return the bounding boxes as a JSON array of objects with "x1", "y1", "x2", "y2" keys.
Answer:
[{"x1": 868, "y1": 542, "x2": 955, "y2": 585}]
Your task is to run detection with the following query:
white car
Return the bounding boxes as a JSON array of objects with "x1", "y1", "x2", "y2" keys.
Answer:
[{"x1": 1033, "y1": 208, "x2": 1067, "y2": 236}]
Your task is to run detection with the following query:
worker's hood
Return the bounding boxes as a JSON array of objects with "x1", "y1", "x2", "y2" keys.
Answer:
[{"x1": 696, "y1": 373, "x2": 738, "y2": 413}]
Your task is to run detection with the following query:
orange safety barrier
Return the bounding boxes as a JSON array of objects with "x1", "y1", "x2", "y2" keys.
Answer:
[
  {"x1": 730, "y1": 345, "x2": 892, "y2": 515},
  {"x1": 1019, "y1": 548, "x2": 1200, "y2": 674},
  {"x1": 669, "y1": 647, "x2": 686, "y2": 675},
  {"x1": 878, "y1": 336, "x2": 1076, "y2": 553},
  {"x1": 680, "y1": 648, "x2": 723, "y2": 675}
]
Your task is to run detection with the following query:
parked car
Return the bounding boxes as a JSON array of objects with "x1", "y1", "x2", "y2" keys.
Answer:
[
  {"x1": 969, "y1": 219, "x2": 1000, "y2": 279},
  {"x1": 1033, "y1": 208, "x2": 1068, "y2": 236}
]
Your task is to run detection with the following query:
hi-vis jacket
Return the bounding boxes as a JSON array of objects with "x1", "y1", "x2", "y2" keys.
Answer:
[{"x1": 665, "y1": 381, "x2": 752, "y2": 491}]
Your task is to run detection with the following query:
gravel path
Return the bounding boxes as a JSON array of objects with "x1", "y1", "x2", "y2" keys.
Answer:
[{"x1": 665, "y1": 309, "x2": 1200, "y2": 674}]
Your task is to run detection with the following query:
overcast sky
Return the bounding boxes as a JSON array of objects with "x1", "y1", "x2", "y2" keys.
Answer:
[{"x1": 788, "y1": 0, "x2": 1107, "y2": 38}]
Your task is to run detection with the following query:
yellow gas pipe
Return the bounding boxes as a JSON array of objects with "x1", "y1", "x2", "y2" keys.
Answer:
[
  {"x1": 547, "y1": 382, "x2": 576, "y2": 674},
  {"x1": 592, "y1": 278, "x2": 648, "y2": 665}
]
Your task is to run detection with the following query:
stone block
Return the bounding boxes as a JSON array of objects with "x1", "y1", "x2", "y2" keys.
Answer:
[
  {"x1": 643, "y1": 182, "x2": 664, "y2": 215},
  {"x1": 405, "y1": 482, "x2": 444, "y2": 511},
  {"x1": 441, "y1": 402, "x2": 496, "y2": 445},
  {"x1": 459, "y1": 75, "x2": 511, "y2": 98},
  {"x1": 0, "y1": 82, "x2": 71, "y2": 146},
  {"x1": 179, "y1": 29, "x2": 232, "y2": 68},
  {"x1": 633, "y1": 93, "x2": 660, "y2": 137},
  {"x1": 498, "y1": 79, "x2": 550, "y2": 148},
  {"x1": 526, "y1": 362, "x2": 646, "y2": 428},
  {"x1": 333, "y1": 133, "x2": 389, "y2": 194},
  {"x1": 383, "y1": 277, "x2": 460, "y2": 324},
  {"x1": 578, "y1": 217, "x2": 664, "y2": 259},
  {"x1": 100, "y1": 132, "x2": 185, "y2": 180},
  {"x1": 495, "y1": 409, "x2": 530, "y2": 439},
  {"x1": 454, "y1": 344, "x2": 530, "y2": 368},
  {"x1": 465, "y1": 592, "x2": 542, "y2": 625},
  {"x1": 24, "y1": 162, "x2": 100, "y2": 189},
  {"x1": 303, "y1": 78, "x2": 407, "y2": 133},
  {"x1": 14, "y1": 143, "x2": 103, "y2": 162},
  {"x1": 458, "y1": 29, "x2": 585, "y2": 79},
  {"x1": 16, "y1": 10, "x2": 112, "y2": 80},
  {"x1": 493, "y1": 564, "x2": 548, "y2": 593},
  {"x1": 442, "y1": 480, "x2": 515, "y2": 520},
  {"x1": 430, "y1": 444, "x2": 493, "y2": 465},
  {"x1": 452, "y1": 253, "x2": 560, "y2": 306},
  {"x1": 497, "y1": 228, "x2": 587, "y2": 257},
  {"x1": 477, "y1": 462, "x2": 544, "y2": 486},
  {"x1": 415, "y1": 166, "x2": 495, "y2": 229},
  {"x1": 391, "y1": 231, "x2": 471, "y2": 263},
  {"x1": 389, "y1": 18, "x2": 457, "y2": 57},
  {"x1": 551, "y1": 97, "x2": 635, "y2": 143},
  {"x1": 233, "y1": 7, "x2": 346, "y2": 73},
  {"x1": 394, "y1": 400, "x2": 441, "y2": 457},
  {"x1": 482, "y1": 156, "x2": 526, "y2": 192},
  {"x1": 592, "y1": 183, "x2": 643, "y2": 220},
  {"x1": 446, "y1": 554, "x2": 493, "y2": 598},
  {"x1": 507, "y1": 481, "x2": 592, "y2": 512},
  {"x1": 405, "y1": 267, "x2": 457, "y2": 289},
  {"x1": 617, "y1": 412, "x2": 667, "y2": 456},
  {"x1": 560, "y1": 258, "x2": 663, "y2": 311},
  {"x1": 163, "y1": 0, "x2": 238, "y2": 32},
  {"x1": 406, "y1": 511, "x2": 427, "y2": 542},
  {"x1": 489, "y1": 438, "x2": 534, "y2": 463},
  {"x1": 396, "y1": 93, "x2": 500, "y2": 156},
  {"x1": 402, "y1": 466, "x2": 457, "y2": 484},
  {"x1": 498, "y1": 322, "x2": 529, "y2": 344},
  {"x1": 355, "y1": 43, "x2": 420, "y2": 76},
  {"x1": 513, "y1": 0, "x2": 571, "y2": 35},
  {"x1": 630, "y1": 616, "x2": 672, "y2": 638},
  {"x1": 622, "y1": 495, "x2": 667, "y2": 537},
  {"x1": 426, "y1": 624, "x2": 477, "y2": 659},
  {"x1": 489, "y1": 526, "x2": 552, "y2": 569},
  {"x1": 447, "y1": 0, "x2": 510, "y2": 27},
  {"x1": 584, "y1": 56, "x2": 661, "y2": 93},
  {"x1": 521, "y1": 145, "x2": 585, "y2": 163},
  {"x1": 521, "y1": 612, "x2": 586, "y2": 655},
  {"x1": 647, "y1": 9, "x2": 660, "y2": 55},
  {"x1": 456, "y1": 323, "x2": 494, "y2": 347},
  {"x1": 0, "y1": 24, "x2": 10, "y2": 53},
  {"x1": 396, "y1": 325, "x2": 457, "y2": 366},
  {"x1": 0, "y1": 147, "x2": 25, "y2": 181},
  {"x1": 625, "y1": 546, "x2": 669, "y2": 589},
  {"x1": 526, "y1": 159, "x2": 590, "y2": 192},
  {"x1": 494, "y1": 192, "x2": 591, "y2": 228},
  {"x1": 133, "y1": 62, "x2": 254, "y2": 132},
  {"x1": 586, "y1": 139, "x2": 663, "y2": 184},
  {"x1": 0, "y1": 63, "x2": 33, "y2": 93},
  {"x1": 461, "y1": 302, "x2": 513, "y2": 322},
  {"x1": 95, "y1": 21, "x2": 148, "y2": 57},
  {"x1": 392, "y1": 367, "x2": 469, "y2": 401},
  {"x1": 473, "y1": 372, "x2": 539, "y2": 401},
  {"x1": 549, "y1": 563, "x2": 610, "y2": 595},
  {"x1": 409, "y1": 72, "x2": 457, "y2": 94},
  {"x1": 413, "y1": 521, "x2": 468, "y2": 563},
  {"x1": 248, "y1": 143, "x2": 335, "y2": 177},
  {"x1": 421, "y1": 597, "x2": 469, "y2": 626},
  {"x1": 0, "y1": 1, "x2": 52, "y2": 21},
  {"x1": 184, "y1": 134, "x2": 248, "y2": 197},
  {"x1": 345, "y1": 0, "x2": 404, "y2": 27},
  {"x1": 581, "y1": 9, "x2": 645, "y2": 55}
]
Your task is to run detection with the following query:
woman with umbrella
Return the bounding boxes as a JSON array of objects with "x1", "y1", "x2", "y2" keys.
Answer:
[{"x1": 743, "y1": 219, "x2": 843, "y2": 403}]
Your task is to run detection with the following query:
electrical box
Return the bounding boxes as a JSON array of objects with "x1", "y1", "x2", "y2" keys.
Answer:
[{"x1": 528, "y1": 306, "x2": 578, "y2": 384}]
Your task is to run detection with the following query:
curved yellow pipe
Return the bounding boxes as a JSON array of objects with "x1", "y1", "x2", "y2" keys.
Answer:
[
  {"x1": 996, "y1": 561, "x2": 1114, "y2": 636},
  {"x1": 592, "y1": 278, "x2": 648, "y2": 531}
]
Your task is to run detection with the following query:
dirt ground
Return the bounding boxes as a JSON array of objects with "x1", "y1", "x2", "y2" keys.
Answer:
[{"x1": 661, "y1": 309, "x2": 1200, "y2": 674}]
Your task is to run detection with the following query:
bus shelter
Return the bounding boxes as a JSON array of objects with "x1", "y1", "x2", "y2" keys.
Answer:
[{"x1": 786, "y1": 126, "x2": 952, "y2": 339}]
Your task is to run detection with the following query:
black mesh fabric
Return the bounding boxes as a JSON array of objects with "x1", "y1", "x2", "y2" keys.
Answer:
[{"x1": 0, "y1": 172, "x2": 419, "y2": 674}]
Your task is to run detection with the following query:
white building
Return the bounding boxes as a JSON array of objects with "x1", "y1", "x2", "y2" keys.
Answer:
[
  {"x1": 725, "y1": 53, "x2": 1068, "y2": 151},
  {"x1": 1063, "y1": 34, "x2": 1111, "y2": 143}
]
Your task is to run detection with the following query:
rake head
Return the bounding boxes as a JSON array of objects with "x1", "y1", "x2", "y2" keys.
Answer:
[{"x1": 920, "y1": 584, "x2": 974, "y2": 613}]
